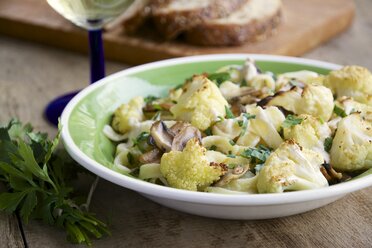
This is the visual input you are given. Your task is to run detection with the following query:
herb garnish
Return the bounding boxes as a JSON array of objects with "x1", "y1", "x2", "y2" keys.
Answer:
[
  {"x1": 225, "y1": 106, "x2": 235, "y2": 119},
  {"x1": 281, "y1": 115, "x2": 304, "y2": 128},
  {"x1": 324, "y1": 137, "x2": 333, "y2": 152},
  {"x1": 333, "y1": 105, "x2": 347, "y2": 117},
  {"x1": 238, "y1": 113, "x2": 256, "y2": 137},
  {"x1": 144, "y1": 95, "x2": 159, "y2": 104},
  {"x1": 133, "y1": 132, "x2": 150, "y2": 152},
  {"x1": 208, "y1": 72, "x2": 231, "y2": 86},
  {"x1": 209, "y1": 145, "x2": 217, "y2": 151},
  {"x1": 204, "y1": 127, "x2": 213, "y2": 136},
  {"x1": 241, "y1": 145, "x2": 271, "y2": 163},
  {"x1": 0, "y1": 119, "x2": 109, "y2": 246}
]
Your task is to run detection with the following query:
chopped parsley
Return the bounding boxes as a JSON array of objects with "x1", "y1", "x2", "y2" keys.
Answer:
[
  {"x1": 204, "y1": 127, "x2": 213, "y2": 136},
  {"x1": 333, "y1": 105, "x2": 347, "y2": 117},
  {"x1": 152, "y1": 104, "x2": 163, "y2": 111},
  {"x1": 144, "y1": 95, "x2": 159, "y2": 103},
  {"x1": 324, "y1": 137, "x2": 333, "y2": 152},
  {"x1": 281, "y1": 115, "x2": 304, "y2": 128},
  {"x1": 241, "y1": 145, "x2": 271, "y2": 163},
  {"x1": 243, "y1": 113, "x2": 256, "y2": 120},
  {"x1": 238, "y1": 113, "x2": 256, "y2": 137},
  {"x1": 127, "y1": 152, "x2": 135, "y2": 165},
  {"x1": 225, "y1": 106, "x2": 235, "y2": 119},
  {"x1": 226, "y1": 154, "x2": 236, "y2": 158},
  {"x1": 208, "y1": 72, "x2": 231, "y2": 86},
  {"x1": 133, "y1": 132, "x2": 150, "y2": 147},
  {"x1": 209, "y1": 145, "x2": 217, "y2": 151}
]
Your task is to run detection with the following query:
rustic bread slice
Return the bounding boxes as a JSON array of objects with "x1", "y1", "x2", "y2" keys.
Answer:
[
  {"x1": 152, "y1": 0, "x2": 248, "y2": 39},
  {"x1": 186, "y1": 0, "x2": 283, "y2": 46},
  {"x1": 105, "y1": 0, "x2": 170, "y2": 33}
]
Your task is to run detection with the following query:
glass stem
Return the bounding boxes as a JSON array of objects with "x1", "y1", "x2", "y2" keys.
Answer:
[{"x1": 88, "y1": 29, "x2": 105, "y2": 83}]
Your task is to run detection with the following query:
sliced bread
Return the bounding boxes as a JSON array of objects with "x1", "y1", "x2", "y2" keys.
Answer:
[
  {"x1": 105, "y1": 0, "x2": 170, "y2": 33},
  {"x1": 152, "y1": 0, "x2": 248, "y2": 39},
  {"x1": 186, "y1": 0, "x2": 283, "y2": 46}
]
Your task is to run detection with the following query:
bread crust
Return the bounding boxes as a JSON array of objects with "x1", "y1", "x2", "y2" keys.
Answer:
[
  {"x1": 152, "y1": 0, "x2": 248, "y2": 39},
  {"x1": 185, "y1": 7, "x2": 282, "y2": 46}
]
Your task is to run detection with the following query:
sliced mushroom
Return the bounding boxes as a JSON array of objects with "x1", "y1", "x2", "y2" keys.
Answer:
[
  {"x1": 172, "y1": 126, "x2": 202, "y2": 151},
  {"x1": 230, "y1": 98, "x2": 247, "y2": 116},
  {"x1": 169, "y1": 121, "x2": 190, "y2": 136},
  {"x1": 150, "y1": 121, "x2": 174, "y2": 152},
  {"x1": 214, "y1": 164, "x2": 250, "y2": 187},
  {"x1": 321, "y1": 163, "x2": 343, "y2": 184},
  {"x1": 139, "y1": 148, "x2": 162, "y2": 164}
]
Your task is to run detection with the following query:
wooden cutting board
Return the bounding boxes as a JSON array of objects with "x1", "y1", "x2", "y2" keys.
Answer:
[{"x1": 0, "y1": 0, "x2": 354, "y2": 65}]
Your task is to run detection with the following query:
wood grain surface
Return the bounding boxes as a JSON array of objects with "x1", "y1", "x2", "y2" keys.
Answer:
[
  {"x1": 0, "y1": 1, "x2": 371, "y2": 247},
  {"x1": 0, "y1": 0, "x2": 355, "y2": 65}
]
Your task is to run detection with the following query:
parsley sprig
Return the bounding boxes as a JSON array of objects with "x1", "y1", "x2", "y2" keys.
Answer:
[
  {"x1": 281, "y1": 115, "x2": 304, "y2": 128},
  {"x1": 0, "y1": 119, "x2": 109, "y2": 246},
  {"x1": 241, "y1": 145, "x2": 271, "y2": 164},
  {"x1": 333, "y1": 105, "x2": 347, "y2": 118},
  {"x1": 208, "y1": 72, "x2": 231, "y2": 86}
]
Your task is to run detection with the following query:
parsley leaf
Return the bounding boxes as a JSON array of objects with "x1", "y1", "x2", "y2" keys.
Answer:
[
  {"x1": 241, "y1": 145, "x2": 271, "y2": 163},
  {"x1": 208, "y1": 145, "x2": 217, "y2": 151},
  {"x1": 237, "y1": 113, "x2": 256, "y2": 137},
  {"x1": 281, "y1": 115, "x2": 303, "y2": 128},
  {"x1": 144, "y1": 95, "x2": 159, "y2": 104},
  {"x1": 333, "y1": 105, "x2": 347, "y2": 117},
  {"x1": 324, "y1": 137, "x2": 333, "y2": 152},
  {"x1": 204, "y1": 127, "x2": 213, "y2": 136},
  {"x1": 225, "y1": 106, "x2": 235, "y2": 119},
  {"x1": 0, "y1": 119, "x2": 110, "y2": 246},
  {"x1": 208, "y1": 72, "x2": 231, "y2": 86}
]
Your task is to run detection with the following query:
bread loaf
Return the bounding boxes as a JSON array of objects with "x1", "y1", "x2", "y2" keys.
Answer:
[
  {"x1": 152, "y1": 0, "x2": 248, "y2": 39},
  {"x1": 186, "y1": 0, "x2": 282, "y2": 46}
]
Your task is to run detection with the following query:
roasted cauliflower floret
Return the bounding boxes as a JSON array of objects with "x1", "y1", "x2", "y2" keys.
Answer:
[
  {"x1": 257, "y1": 141, "x2": 328, "y2": 193},
  {"x1": 268, "y1": 85, "x2": 334, "y2": 121},
  {"x1": 283, "y1": 114, "x2": 332, "y2": 162},
  {"x1": 335, "y1": 96, "x2": 372, "y2": 121},
  {"x1": 275, "y1": 70, "x2": 320, "y2": 91},
  {"x1": 249, "y1": 74, "x2": 276, "y2": 95},
  {"x1": 324, "y1": 66, "x2": 372, "y2": 105},
  {"x1": 170, "y1": 76, "x2": 228, "y2": 130},
  {"x1": 111, "y1": 96, "x2": 145, "y2": 134},
  {"x1": 330, "y1": 114, "x2": 372, "y2": 172},
  {"x1": 160, "y1": 139, "x2": 226, "y2": 191}
]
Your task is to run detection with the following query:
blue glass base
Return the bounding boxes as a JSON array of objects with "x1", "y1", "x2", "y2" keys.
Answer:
[{"x1": 44, "y1": 91, "x2": 78, "y2": 126}]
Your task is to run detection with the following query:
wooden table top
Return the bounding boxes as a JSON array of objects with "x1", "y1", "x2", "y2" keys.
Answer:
[{"x1": 0, "y1": 0, "x2": 371, "y2": 247}]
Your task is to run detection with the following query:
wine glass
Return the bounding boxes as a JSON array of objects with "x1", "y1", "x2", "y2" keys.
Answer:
[{"x1": 45, "y1": 0, "x2": 135, "y2": 125}]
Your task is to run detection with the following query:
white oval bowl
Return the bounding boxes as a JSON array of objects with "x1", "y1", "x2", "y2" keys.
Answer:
[{"x1": 61, "y1": 54, "x2": 372, "y2": 219}]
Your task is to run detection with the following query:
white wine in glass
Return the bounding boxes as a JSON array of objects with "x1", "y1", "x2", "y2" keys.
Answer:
[
  {"x1": 47, "y1": 0, "x2": 135, "y2": 30},
  {"x1": 45, "y1": 0, "x2": 135, "y2": 125}
]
